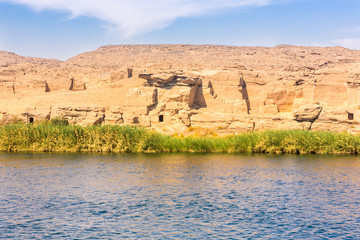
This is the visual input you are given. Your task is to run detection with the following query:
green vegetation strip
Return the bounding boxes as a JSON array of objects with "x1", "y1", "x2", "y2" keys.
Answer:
[{"x1": 0, "y1": 124, "x2": 359, "y2": 154}]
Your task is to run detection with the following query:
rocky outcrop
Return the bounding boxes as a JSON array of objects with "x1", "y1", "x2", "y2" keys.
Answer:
[
  {"x1": 293, "y1": 104, "x2": 323, "y2": 122},
  {"x1": 104, "y1": 107, "x2": 124, "y2": 125},
  {"x1": 51, "y1": 107, "x2": 105, "y2": 125},
  {"x1": 2, "y1": 44, "x2": 360, "y2": 134}
]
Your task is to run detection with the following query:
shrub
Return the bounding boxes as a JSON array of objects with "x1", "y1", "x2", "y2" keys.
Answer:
[{"x1": 50, "y1": 118, "x2": 69, "y2": 126}]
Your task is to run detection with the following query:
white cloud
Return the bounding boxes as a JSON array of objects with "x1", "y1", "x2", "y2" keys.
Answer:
[
  {"x1": 332, "y1": 38, "x2": 360, "y2": 50},
  {"x1": 0, "y1": 0, "x2": 276, "y2": 36}
]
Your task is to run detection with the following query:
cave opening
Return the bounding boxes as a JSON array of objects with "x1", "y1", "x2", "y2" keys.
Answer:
[
  {"x1": 348, "y1": 112, "x2": 354, "y2": 121},
  {"x1": 127, "y1": 68, "x2": 133, "y2": 78},
  {"x1": 159, "y1": 115, "x2": 164, "y2": 122},
  {"x1": 133, "y1": 117, "x2": 139, "y2": 124},
  {"x1": 29, "y1": 117, "x2": 34, "y2": 124}
]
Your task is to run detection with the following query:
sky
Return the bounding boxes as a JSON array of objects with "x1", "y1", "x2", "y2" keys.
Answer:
[{"x1": 0, "y1": 0, "x2": 359, "y2": 60}]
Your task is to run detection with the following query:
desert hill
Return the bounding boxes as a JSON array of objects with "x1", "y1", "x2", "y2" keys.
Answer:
[{"x1": 1, "y1": 44, "x2": 360, "y2": 134}]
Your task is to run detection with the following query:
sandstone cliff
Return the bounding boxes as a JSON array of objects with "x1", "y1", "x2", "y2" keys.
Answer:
[{"x1": 1, "y1": 44, "x2": 360, "y2": 134}]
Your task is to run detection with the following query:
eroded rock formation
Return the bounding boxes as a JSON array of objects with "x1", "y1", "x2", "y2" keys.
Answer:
[{"x1": 1, "y1": 44, "x2": 360, "y2": 134}]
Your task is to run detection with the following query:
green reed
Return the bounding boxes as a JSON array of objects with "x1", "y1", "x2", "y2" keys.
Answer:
[{"x1": 0, "y1": 124, "x2": 359, "y2": 154}]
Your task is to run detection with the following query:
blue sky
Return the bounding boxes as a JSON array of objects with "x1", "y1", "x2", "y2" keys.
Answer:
[{"x1": 0, "y1": 0, "x2": 359, "y2": 60}]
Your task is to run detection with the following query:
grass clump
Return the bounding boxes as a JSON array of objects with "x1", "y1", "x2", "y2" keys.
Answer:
[
  {"x1": 0, "y1": 124, "x2": 359, "y2": 154},
  {"x1": 50, "y1": 118, "x2": 69, "y2": 126}
]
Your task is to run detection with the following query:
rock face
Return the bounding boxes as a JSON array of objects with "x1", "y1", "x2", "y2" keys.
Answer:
[{"x1": 1, "y1": 44, "x2": 360, "y2": 134}]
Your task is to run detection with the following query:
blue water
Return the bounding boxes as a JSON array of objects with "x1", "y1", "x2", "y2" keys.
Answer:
[{"x1": 0, "y1": 153, "x2": 360, "y2": 239}]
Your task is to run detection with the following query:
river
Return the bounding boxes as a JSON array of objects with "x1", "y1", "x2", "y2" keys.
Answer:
[{"x1": 0, "y1": 153, "x2": 359, "y2": 239}]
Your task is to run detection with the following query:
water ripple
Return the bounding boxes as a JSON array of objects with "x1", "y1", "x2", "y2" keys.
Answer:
[{"x1": 0, "y1": 153, "x2": 360, "y2": 239}]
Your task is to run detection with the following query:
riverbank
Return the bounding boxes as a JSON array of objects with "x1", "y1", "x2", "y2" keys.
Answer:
[{"x1": 0, "y1": 124, "x2": 359, "y2": 154}]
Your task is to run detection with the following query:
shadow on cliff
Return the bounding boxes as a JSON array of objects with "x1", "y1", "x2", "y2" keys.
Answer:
[
  {"x1": 191, "y1": 84, "x2": 207, "y2": 109},
  {"x1": 239, "y1": 76, "x2": 251, "y2": 114},
  {"x1": 148, "y1": 88, "x2": 159, "y2": 113}
]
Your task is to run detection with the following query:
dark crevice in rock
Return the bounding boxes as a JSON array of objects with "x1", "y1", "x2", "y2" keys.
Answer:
[
  {"x1": 309, "y1": 107, "x2": 323, "y2": 130},
  {"x1": 238, "y1": 76, "x2": 251, "y2": 114},
  {"x1": 45, "y1": 81, "x2": 50, "y2": 92}
]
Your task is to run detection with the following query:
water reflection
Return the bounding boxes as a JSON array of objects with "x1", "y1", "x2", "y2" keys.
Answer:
[{"x1": 0, "y1": 153, "x2": 360, "y2": 239}]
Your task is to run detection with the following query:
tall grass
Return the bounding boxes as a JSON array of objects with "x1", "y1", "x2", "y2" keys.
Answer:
[{"x1": 0, "y1": 124, "x2": 359, "y2": 154}]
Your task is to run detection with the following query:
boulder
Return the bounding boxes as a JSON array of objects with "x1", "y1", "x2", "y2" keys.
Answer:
[{"x1": 293, "y1": 104, "x2": 322, "y2": 122}]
